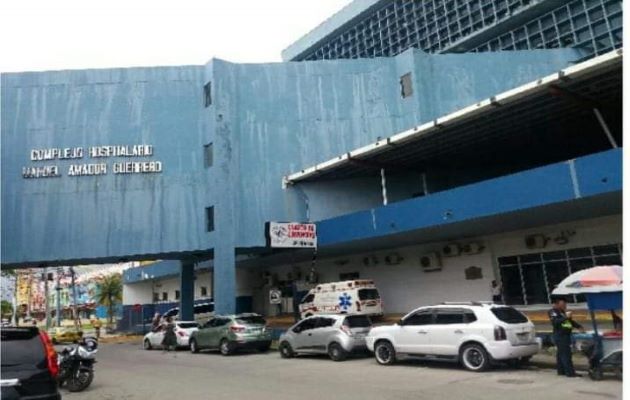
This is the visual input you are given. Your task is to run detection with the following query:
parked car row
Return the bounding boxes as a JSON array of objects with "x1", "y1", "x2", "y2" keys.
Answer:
[{"x1": 145, "y1": 302, "x2": 541, "y2": 373}]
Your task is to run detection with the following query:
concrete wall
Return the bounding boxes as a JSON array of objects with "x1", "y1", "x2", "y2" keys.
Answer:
[
  {"x1": 1, "y1": 66, "x2": 212, "y2": 265},
  {"x1": 255, "y1": 215, "x2": 621, "y2": 313}
]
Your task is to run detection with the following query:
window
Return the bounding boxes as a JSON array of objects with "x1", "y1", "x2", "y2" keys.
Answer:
[
  {"x1": 343, "y1": 315, "x2": 372, "y2": 328},
  {"x1": 435, "y1": 310, "x2": 465, "y2": 325},
  {"x1": 153, "y1": 292, "x2": 159, "y2": 303},
  {"x1": 195, "y1": 303, "x2": 214, "y2": 314},
  {"x1": 236, "y1": 316, "x2": 266, "y2": 325},
  {"x1": 491, "y1": 307, "x2": 528, "y2": 324},
  {"x1": 498, "y1": 244, "x2": 621, "y2": 305},
  {"x1": 402, "y1": 310, "x2": 433, "y2": 326},
  {"x1": 162, "y1": 292, "x2": 168, "y2": 301},
  {"x1": 315, "y1": 318, "x2": 336, "y2": 328},
  {"x1": 400, "y1": 72, "x2": 413, "y2": 98},
  {"x1": 464, "y1": 311, "x2": 477, "y2": 323},
  {"x1": 203, "y1": 143, "x2": 213, "y2": 168},
  {"x1": 215, "y1": 318, "x2": 230, "y2": 327},
  {"x1": 206, "y1": 206, "x2": 215, "y2": 232},
  {"x1": 200, "y1": 286, "x2": 208, "y2": 297},
  {"x1": 203, "y1": 81, "x2": 212, "y2": 107},
  {"x1": 358, "y1": 288, "x2": 380, "y2": 300},
  {"x1": 339, "y1": 272, "x2": 360, "y2": 280},
  {"x1": 174, "y1": 290, "x2": 180, "y2": 300},
  {"x1": 293, "y1": 318, "x2": 316, "y2": 333},
  {"x1": 177, "y1": 322, "x2": 199, "y2": 329},
  {"x1": 301, "y1": 293, "x2": 315, "y2": 303}
]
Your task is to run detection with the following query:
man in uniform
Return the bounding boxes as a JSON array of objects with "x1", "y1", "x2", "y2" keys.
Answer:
[{"x1": 548, "y1": 296, "x2": 585, "y2": 377}]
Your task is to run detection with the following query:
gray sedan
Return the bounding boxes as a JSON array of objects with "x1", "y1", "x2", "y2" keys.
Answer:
[{"x1": 279, "y1": 314, "x2": 372, "y2": 361}]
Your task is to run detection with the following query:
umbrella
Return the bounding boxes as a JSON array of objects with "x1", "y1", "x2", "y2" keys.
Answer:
[{"x1": 552, "y1": 265, "x2": 622, "y2": 295}]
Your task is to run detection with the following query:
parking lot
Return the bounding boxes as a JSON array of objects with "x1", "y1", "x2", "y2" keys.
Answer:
[{"x1": 62, "y1": 342, "x2": 622, "y2": 400}]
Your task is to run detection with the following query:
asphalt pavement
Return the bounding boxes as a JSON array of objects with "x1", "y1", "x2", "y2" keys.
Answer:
[{"x1": 62, "y1": 342, "x2": 622, "y2": 400}]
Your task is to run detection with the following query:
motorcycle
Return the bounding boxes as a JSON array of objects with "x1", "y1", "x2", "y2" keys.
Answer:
[{"x1": 57, "y1": 336, "x2": 98, "y2": 392}]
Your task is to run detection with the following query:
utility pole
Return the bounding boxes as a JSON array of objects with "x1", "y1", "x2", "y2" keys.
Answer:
[
  {"x1": 70, "y1": 267, "x2": 79, "y2": 331},
  {"x1": 55, "y1": 267, "x2": 62, "y2": 327},
  {"x1": 44, "y1": 267, "x2": 51, "y2": 330}
]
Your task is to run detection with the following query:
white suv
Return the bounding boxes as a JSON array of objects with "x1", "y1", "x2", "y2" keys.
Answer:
[{"x1": 366, "y1": 303, "x2": 541, "y2": 371}]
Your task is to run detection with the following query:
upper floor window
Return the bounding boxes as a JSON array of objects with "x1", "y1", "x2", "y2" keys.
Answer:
[
  {"x1": 204, "y1": 81, "x2": 212, "y2": 107},
  {"x1": 400, "y1": 73, "x2": 413, "y2": 98},
  {"x1": 204, "y1": 143, "x2": 213, "y2": 168},
  {"x1": 206, "y1": 206, "x2": 215, "y2": 232}
]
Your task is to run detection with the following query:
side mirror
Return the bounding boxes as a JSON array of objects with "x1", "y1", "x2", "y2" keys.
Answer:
[{"x1": 397, "y1": 319, "x2": 404, "y2": 326}]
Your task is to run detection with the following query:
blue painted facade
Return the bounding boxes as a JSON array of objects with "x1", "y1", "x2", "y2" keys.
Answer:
[
  {"x1": 317, "y1": 149, "x2": 622, "y2": 246},
  {"x1": 3, "y1": 45, "x2": 618, "y2": 314}
]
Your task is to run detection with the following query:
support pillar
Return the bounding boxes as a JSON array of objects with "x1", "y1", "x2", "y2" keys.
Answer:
[
  {"x1": 180, "y1": 261, "x2": 195, "y2": 321},
  {"x1": 214, "y1": 245, "x2": 236, "y2": 315}
]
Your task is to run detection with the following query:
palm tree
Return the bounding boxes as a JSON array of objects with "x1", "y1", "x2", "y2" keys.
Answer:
[{"x1": 94, "y1": 273, "x2": 123, "y2": 328}]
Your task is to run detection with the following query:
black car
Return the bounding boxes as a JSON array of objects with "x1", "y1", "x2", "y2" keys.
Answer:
[{"x1": 1, "y1": 326, "x2": 61, "y2": 400}]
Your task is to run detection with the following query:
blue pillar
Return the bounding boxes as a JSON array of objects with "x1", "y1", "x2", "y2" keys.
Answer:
[
  {"x1": 214, "y1": 245, "x2": 236, "y2": 314},
  {"x1": 180, "y1": 261, "x2": 195, "y2": 321}
]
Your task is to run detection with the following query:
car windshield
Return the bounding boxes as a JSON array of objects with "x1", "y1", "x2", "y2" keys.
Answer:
[
  {"x1": 491, "y1": 307, "x2": 529, "y2": 324},
  {"x1": 236, "y1": 316, "x2": 266, "y2": 325},
  {"x1": 343, "y1": 315, "x2": 371, "y2": 328},
  {"x1": 177, "y1": 322, "x2": 199, "y2": 329},
  {"x1": 358, "y1": 288, "x2": 380, "y2": 300}
]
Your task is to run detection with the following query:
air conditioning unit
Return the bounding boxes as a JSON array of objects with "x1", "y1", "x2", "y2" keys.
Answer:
[
  {"x1": 420, "y1": 252, "x2": 442, "y2": 272},
  {"x1": 461, "y1": 242, "x2": 485, "y2": 255},
  {"x1": 384, "y1": 253, "x2": 404, "y2": 265},
  {"x1": 525, "y1": 234, "x2": 548, "y2": 249},
  {"x1": 442, "y1": 243, "x2": 461, "y2": 257}
]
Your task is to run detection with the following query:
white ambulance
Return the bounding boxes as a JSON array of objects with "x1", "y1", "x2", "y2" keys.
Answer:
[{"x1": 298, "y1": 280, "x2": 383, "y2": 319}]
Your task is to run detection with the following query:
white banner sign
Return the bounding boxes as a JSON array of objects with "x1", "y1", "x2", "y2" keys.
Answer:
[
  {"x1": 269, "y1": 289, "x2": 282, "y2": 305},
  {"x1": 267, "y1": 222, "x2": 317, "y2": 248}
]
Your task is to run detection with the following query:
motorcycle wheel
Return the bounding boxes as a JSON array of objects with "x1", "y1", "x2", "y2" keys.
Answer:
[{"x1": 66, "y1": 369, "x2": 94, "y2": 392}]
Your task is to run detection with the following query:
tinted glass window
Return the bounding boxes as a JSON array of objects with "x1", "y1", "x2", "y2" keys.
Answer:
[
  {"x1": 403, "y1": 311, "x2": 433, "y2": 326},
  {"x1": 343, "y1": 315, "x2": 371, "y2": 328},
  {"x1": 315, "y1": 318, "x2": 336, "y2": 328},
  {"x1": 435, "y1": 311, "x2": 464, "y2": 325},
  {"x1": 1, "y1": 329, "x2": 45, "y2": 367},
  {"x1": 464, "y1": 312, "x2": 477, "y2": 323},
  {"x1": 358, "y1": 289, "x2": 380, "y2": 300},
  {"x1": 195, "y1": 304, "x2": 213, "y2": 314},
  {"x1": 302, "y1": 294, "x2": 314, "y2": 303},
  {"x1": 236, "y1": 316, "x2": 266, "y2": 325},
  {"x1": 293, "y1": 318, "x2": 316, "y2": 333},
  {"x1": 491, "y1": 307, "x2": 529, "y2": 324},
  {"x1": 177, "y1": 322, "x2": 199, "y2": 329},
  {"x1": 164, "y1": 308, "x2": 178, "y2": 317}
]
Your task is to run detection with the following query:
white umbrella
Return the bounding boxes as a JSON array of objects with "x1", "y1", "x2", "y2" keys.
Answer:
[{"x1": 552, "y1": 265, "x2": 623, "y2": 295}]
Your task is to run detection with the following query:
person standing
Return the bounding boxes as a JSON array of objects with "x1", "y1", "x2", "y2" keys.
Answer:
[
  {"x1": 161, "y1": 316, "x2": 177, "y2": 353},
  {"x1": 91, "y1": 317, "x2": 102, "y2": 339},
  {"x1": 151, "y1": 312, "x2": 161, "y2": 332},
  {"x1": 548, "y1": 297, "x2": 585, "y2": 377},
  {"x1": 491, "y1": 280, "x2": 502, "y2": 303}
]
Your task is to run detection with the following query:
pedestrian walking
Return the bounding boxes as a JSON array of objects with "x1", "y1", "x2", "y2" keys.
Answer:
[
  {"x1": 161, "y1": 316, "x2": 177, "y2": 353},
  {"x1": 548, "y1": 296, "x2": 585, "y2": 377},
  {"x1": 491, "y1": 280, "x2": 502, "y2": 303},
  {"x1": 91, "y1": 317, "x2": 102, "y2": 339}
]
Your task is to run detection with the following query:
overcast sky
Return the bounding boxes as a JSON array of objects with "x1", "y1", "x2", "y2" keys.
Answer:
[{"x1": 0, "y1": 0, "x2": 351, "y2": 72}]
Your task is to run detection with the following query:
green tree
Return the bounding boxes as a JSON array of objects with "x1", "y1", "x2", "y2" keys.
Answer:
[
  {"x1": 94, "y1": 273, "x2": 123, "y2": 327},
  {"x1": 1, "y1": 300, "x2": 12, "y2": 317}
]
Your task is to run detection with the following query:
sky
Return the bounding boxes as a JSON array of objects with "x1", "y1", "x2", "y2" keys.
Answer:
[{"x1": 0, "y1": 0, "x2": 352, "y2": 73}]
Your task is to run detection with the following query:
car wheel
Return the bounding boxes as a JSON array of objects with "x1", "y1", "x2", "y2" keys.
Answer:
[
  {"x1": 279, "y1": 341, "x2": 294, "y2": 358},
  {"x1": 460, "y1": 343, "x2": 491, "y2": 372},
  {"x1": 143, "y1": 339, "x2": 152, "y2": 350},
  {"x1": 374, "y1": 341, "x2": 396, "y2": 365},
  {"x1": 190, "y1": 339, "x2": 199, "y2": 354},
  {"x1": 219, "y1": 339, "x2": 232, "y2": 356},
  {"x1": 328, "y1": 342, "x2": 348, "y2": 362}
]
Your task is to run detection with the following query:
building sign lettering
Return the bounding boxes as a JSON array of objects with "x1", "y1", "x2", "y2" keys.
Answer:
[
  {"x1": 22, "y1": 144, "x2": 163, "y2": 179},
  {"x1": 266, "y1": 222, "x2": 317, "y2": 248}
]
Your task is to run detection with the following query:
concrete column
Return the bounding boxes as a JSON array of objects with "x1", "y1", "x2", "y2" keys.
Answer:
[
  {"x1": 179, "y1": 261, "x2": 195, "y2": 321},
  {"x1": 213, "y1": 245, "x2": 236, "y2": 314}
]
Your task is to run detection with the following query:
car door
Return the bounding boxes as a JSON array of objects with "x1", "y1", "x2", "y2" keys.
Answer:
[
  {"x1": 208, "y1": 318, "x2": 230, "y2": 348},
  {"x1": 291, "y1": 318, "x2": 317, "y2": 351},
  {"x1": 150, "y1": 326, "x2": 165, "y2": 347},
  {"x1": 427, "y1": 308, "x2": 467, "y2": 356},
  {"x1": 395, "y1": 309, "x2": 434, "y2": 354},
  {"x1": 196, "y1": 319, "x2": 215, "y2": 348},
  {"x1": 310, "y1": 317, "x2": 337, "y2": 353}
]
